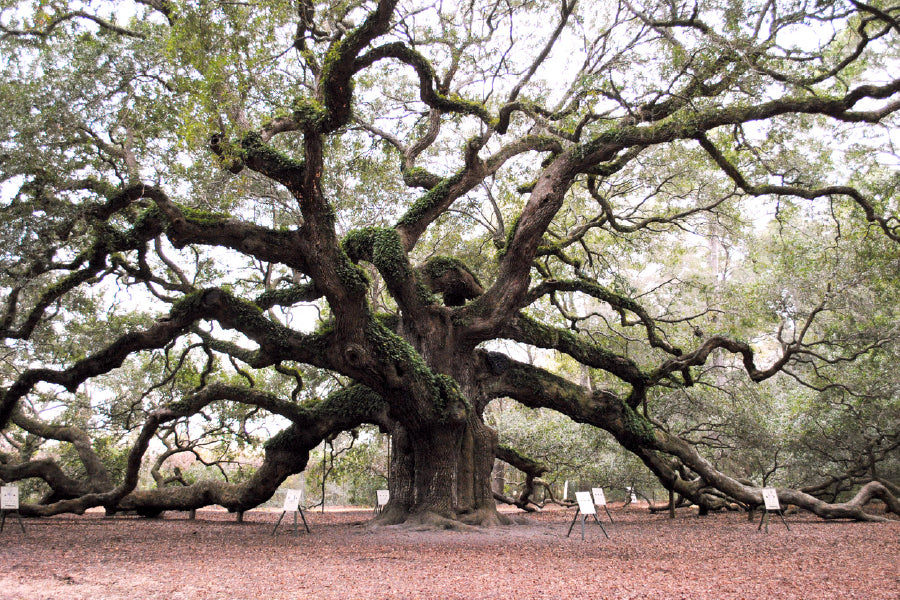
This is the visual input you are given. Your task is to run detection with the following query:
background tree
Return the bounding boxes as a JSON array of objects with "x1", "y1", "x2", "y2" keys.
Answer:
[{"x1": 1, "y1": 0, "x2": 899, "y2": 528}]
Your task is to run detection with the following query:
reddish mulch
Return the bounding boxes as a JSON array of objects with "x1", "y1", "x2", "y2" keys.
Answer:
[{"x1": 1, "y1": 504, "x2": 898, "y2": 599}]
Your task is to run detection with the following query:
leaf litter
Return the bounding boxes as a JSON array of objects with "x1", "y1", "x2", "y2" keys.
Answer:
[{"x1": 1, "y1": 505, "x2": 897, "y2": 599}]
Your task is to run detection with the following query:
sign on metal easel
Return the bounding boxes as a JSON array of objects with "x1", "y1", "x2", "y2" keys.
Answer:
[
  {"x1": 757, "y1": 487, "x2": 790, "y2": 533},
  {"x1": 591, "y1": 487, "x2": 614, "y2": 523},
  {"x1": 566, "y1": 491, "x2": 609, "y2": 541},
  {"x1": 374, "y1": 489, "x2": 389, "y2": 515},
  {"x1": 272, "y1": 489, "x2": 310, "y2": 535},
  {"x1": 0, "y1": 486, "x2": 26, "y2": 535},
  {"x1": 626, "y1": 486, "x2": 638, "y2": 503}
]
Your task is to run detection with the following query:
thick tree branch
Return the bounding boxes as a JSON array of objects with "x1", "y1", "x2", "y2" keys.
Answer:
[
  {"x1": 478, "y1": 351, "x2": 899, "y2": 521},
  {"x1": 18, "y1": 383, "x2": 390, "y2": 516},
  {"x1": 696, "y1": 133, "x2": 900, "y2": 242},
  {"x1": 495, "y1": 444, "x2": 550, "y2": 511},
  {"x1": 353, "y1": 42, "x2": 494, "y2": 126},
  {"x1": 150, "y1": 186, "x2": 312, "y2": 273},
  {"x1": 499, "y1": 315, "x2": 648, "y2": 399},
  {"x1": 316, "y1": 0, "x2": 400, "y2": 133},
  {"x1": 395, "y1": 135, "x2": 563, "y2": 251},
  {"x1": 11, "y1": 409, "x2": 113, "y2": 492},
  {"x1": 0, "y1": 10, "x2": 145, "y2": 40},
  {"x1": 524, "y1": 279, "x2": 682, "y2": 356}
]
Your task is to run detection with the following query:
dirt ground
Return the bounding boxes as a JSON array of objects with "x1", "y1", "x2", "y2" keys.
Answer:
[{"x1": 1, "y1": 504, "x2": 898, "y2": 600}]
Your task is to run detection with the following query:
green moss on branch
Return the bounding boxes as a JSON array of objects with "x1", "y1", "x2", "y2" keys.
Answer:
[
  {"x1": 342, "y1": 226, "x2": 412, "y2": 289},
  {"x1": 179, "y1": 206, "x2": 232, "y2": 226},
  {"x1": 397, "y1": 172, "x2": 464, "y2": 229},
  {"x1": 335, "y1": 253, "x2": 371, "y2": 295},
  {"x1": 364, "y1": 321, "x2": 467, "y2": 421},
  {"x1": 621, "y1": 401, "x2": 657, "y2": 445},
  {"x1": 291, "y1": 96, "x2": 326, "y2": 129},
  {"x1": 422, "y1": 256, "x2": 481, "y2": 286}
]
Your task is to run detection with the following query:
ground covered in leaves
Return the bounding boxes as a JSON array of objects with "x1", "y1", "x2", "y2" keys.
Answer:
[{"x1": 1, "y1": 504, "x2": 897, "y2": 599}]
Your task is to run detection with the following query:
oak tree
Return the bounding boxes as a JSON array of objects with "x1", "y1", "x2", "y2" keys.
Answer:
[{"x1": 1, "y1": 0, "x2": 899, "y2": 527}]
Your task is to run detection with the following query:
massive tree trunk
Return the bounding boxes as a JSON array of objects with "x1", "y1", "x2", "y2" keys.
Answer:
[
  {"x1": 373, "y1": 316, "x2": 504, "y2": 527},
  {"x1": 378, "y1": 360, "x2": 502, "y2": 527},
  {"x1": 378, "y1": 414, "x2": 502, "y2": 528}
]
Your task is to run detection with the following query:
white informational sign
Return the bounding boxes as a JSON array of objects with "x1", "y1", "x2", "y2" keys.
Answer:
[
  {"x1": 575, "y1": 491, "x2": 596, "y2": 515},
  {"x1": 563, "y1": 480, "x2": 569, "y2": 500},
  {"x1": 762, "y1": 488, "x2": 781, "y2": 511},
  {"x1": 376, "y1": 489, "x2": 390, "y2": 506},
  {"x1": 282, "y1": 489, "x2": 302, "y2": 512},
  {"x1": 1, "y1": 486, "x2": 19, "y2": 510},
  {"x1": 591, "y1": 487, "x2": 607, "y2": 506}
]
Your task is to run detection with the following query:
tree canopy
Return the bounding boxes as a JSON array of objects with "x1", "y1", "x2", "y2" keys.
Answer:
[{"x1": 1, "y1": 0, "x2": 899, "y2": 527}]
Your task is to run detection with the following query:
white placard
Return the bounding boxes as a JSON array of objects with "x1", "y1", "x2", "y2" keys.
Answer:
[
  {"x1": 563, "y1": 480, "x2": 569, "y2": 500},
  {"x1": 1, "y1": 486, "x2": 19, "y2": 510},
  {"x1": 282, "y1": 489, "x2": 302, "y2": 512},
  {"x1": 575, "y1": 491, "x2": 596, "y2": 515},
  {"x1": 376, "y1": 489, "x2": 390, "y2": 506},
  {"x1": 761, "y1": 487, "x2": 781, "y2": 511},
  {"x1": 591, "y1": 487, "x2": 607, "y2": 506}
]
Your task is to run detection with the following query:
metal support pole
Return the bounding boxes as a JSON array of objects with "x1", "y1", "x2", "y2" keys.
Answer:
[
  {"x1": 273, "y1": 508, "x2": 311, "y2": 536},
  {"x1": 298, "y1": 507, "x2": 310, "y2": 533},
  {"x1": 757, "y1": 509, "x2": 769, "y2": 533},
  {"x1": 566, "y1": 508, "x2": 608, "y2": 540},
  {"x1": 593, "y1": 513, "x2": 609, "y2": 539},
  {"x1": 272, "y1": 511, "x2": 287, "y2": 535},
  {"x1": 566, "y1": 508, "x2": 581, "y2": 538},
  {"x1": 757, "y1": 508, "x2": 789, "y2": 533}
]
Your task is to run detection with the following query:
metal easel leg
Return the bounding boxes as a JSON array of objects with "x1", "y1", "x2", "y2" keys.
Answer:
[
  {"x1": 778, "y1": 510, "x2": 790, "y2": 531},
  {"x1": 272, "y1": 511, "x2": 286, "y2": 535},
  {"x1": 0, "y1": 510, "x2": 25, "y2": 535},
  {"x1": 566, "y1": 508, "x2": 581, "y2": 537},
  {"x1": 758, "y1": 510, "x2": 769, "y2": 533},
  {"x1": 592, "y1": 514, "x2": 609, "y2": 539},
  {"x1": 298, "y1": 508, "x2": 310, "y2": 533}
]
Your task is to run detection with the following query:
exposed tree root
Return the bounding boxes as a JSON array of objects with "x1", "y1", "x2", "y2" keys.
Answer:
[
  {"x1": 369, "y1": 506, "x2": 519, "y2": 531},
  {"x1": 369, "y1": 510, "x2": 478, "y2": 532}
]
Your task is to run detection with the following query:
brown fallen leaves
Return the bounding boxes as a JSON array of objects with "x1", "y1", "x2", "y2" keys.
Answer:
[{"x1": 1, "y1": 504, "x2": 897, "y2": 599}]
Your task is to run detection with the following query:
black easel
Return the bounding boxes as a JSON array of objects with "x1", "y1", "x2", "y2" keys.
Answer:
[
  {"x1": 757, "y1": 506, "x2": 790, "y2": 533},
  {"x1": 566, "y1": 492, "x2": 609, "y2": 541},
  {"x1": 1, "y1": 486, "x2": 25, "y2": 536},
  {"x1": 272, "y1": 506, "x2": 310, "y2": 535},
  {"x1": 0, "y1": 508, "x2": 26, "y2": 535},
  {"x1": 757, "y1": 488, "x2": 790, "y2": 533}
]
